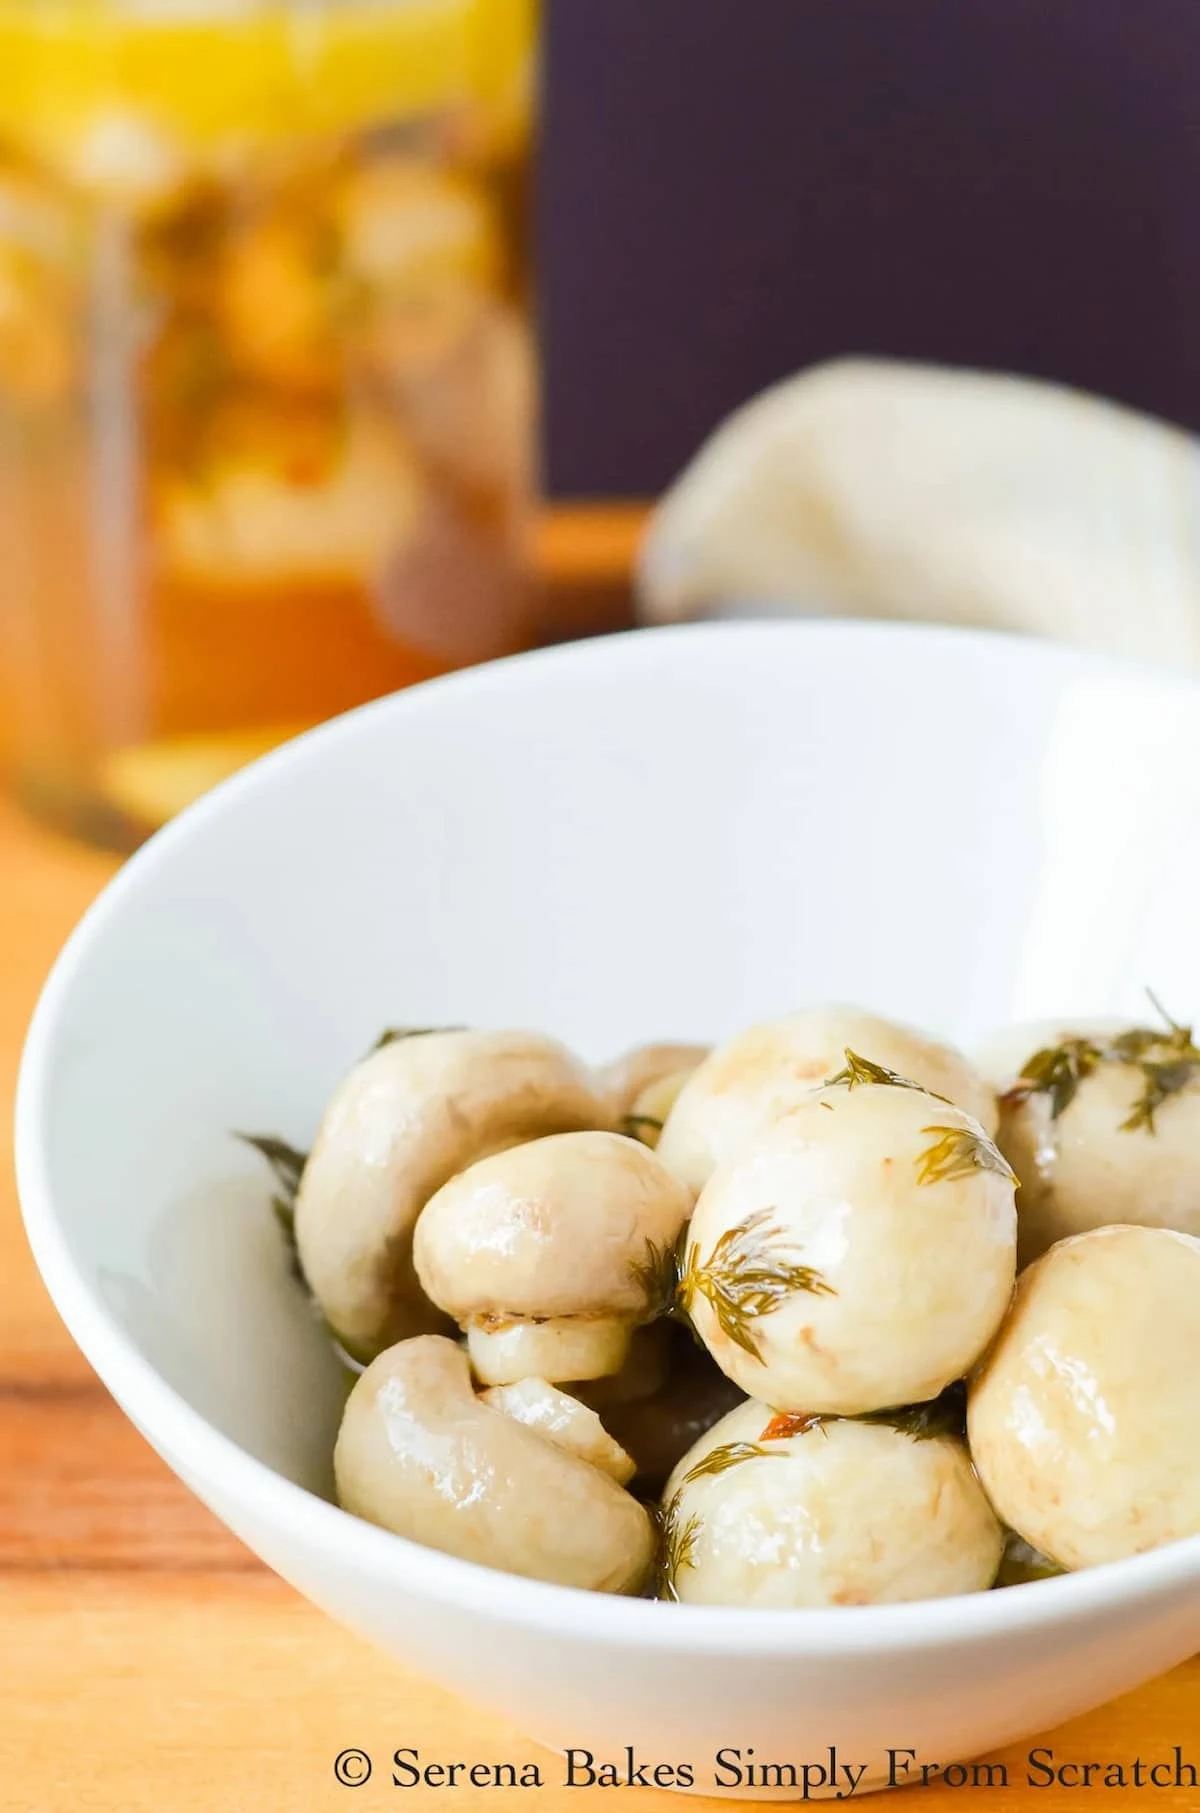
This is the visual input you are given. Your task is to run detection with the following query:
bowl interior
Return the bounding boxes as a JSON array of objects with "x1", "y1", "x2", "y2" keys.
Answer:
[{"x1": 22, "y1": 620, "x2": 1200, "y2": 1502}]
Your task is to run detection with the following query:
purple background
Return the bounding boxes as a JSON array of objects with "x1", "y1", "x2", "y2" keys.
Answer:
[{"x1": 539, "y1": 0, "x2": 1200, "y2": 496}]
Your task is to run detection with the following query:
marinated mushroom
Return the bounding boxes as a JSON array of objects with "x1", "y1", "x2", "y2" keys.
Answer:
[
  {"x1": 656, "y1": 1005, "x2": 997, "y2": 1194},
  {"x1": 597, "y1": 1041, "x2": 710, "y2": 1145},
  {"x1": 967, "y1": 1224, "x2": 1200, "y2": 1570},
  {"x1": 251, "y1": 994, "x2": 1200, "y2": 1606},
  {"x1": 413, "y1": 1130, "x2": 692, "y2": 1384},
  {"x1": 294, "y1": 1030, "x2": 607, "y2": 1364},
  {"x1": 659, "y1": 1398, "x2": 1003, "y2": 1607},
  {"x1": 680, "y1": 1069, "x2": 1017, "y2": 1413},
  {"x1": 335, "y1": 1336, "x2": 653, "y2": 1592},
  {"x1": 981, "y1": 1012, "x2": 1200, "y2": 1265}
]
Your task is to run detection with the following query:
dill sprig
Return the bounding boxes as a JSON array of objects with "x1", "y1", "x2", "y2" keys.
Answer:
[
  {"x1": 236, "y1": 1132, "x2": 308, "y2": 1279},
  {"x1": 1002, "y1": 991, "x2": 1200, "y2": 1136},
  {"x1": 678, "y1": 1440, "x2": 785, "y2": 1486},
  {"x1": 678, "y1": 1209, "x2": 835, "y2": 1361},
  {"x1": 370, "y1": 1024, "x2": 466, "y2": 1053},
  {"x1": 656, "y1": 1494, "x2": 701, "y2": 1601},
  {"x1": 824, "y1": 1047, "x2": 947, "y2": 1098},
  {"x1": 758, "y1": 1383, "x2": 967, "y2": 1448},
  {"x1": 621, "y1": 1112, "x2": 665, "y2": 1145},
  {"x1": 1002, "y1": 1035, "x2": 1101, "y2": 1122},
  {"x1": 1110, "y1": 993, "x2": 1200, "y2": 1130},
  {"x1": 627, "y1": 1234, "x2": 682, "y2": 1323},
  {"x1": 916, "y1": 1123, "x2": 1018, "y2": 1188},
  {"x1": 859, "y1": 1381, "x2": 968, "y2": 1442}
]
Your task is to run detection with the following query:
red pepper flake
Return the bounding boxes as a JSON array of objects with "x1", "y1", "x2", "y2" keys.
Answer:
[{"x1": 760, "y1": 1410, "x2": 822, "y2": 1442}]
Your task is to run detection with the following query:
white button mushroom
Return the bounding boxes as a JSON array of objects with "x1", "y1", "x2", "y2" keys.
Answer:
[
  {"x1": 980, "y1": 1012, "x2": 1200, "y2": 1265},
  {"x1": 335, "y1": 1336, "x2": 654, "y2": 1592},
  {"x1": 597, "y1": 1041, "x2": 711, "y2": 1147},
  {"x1": 413, "y1": 1130, "x2": 692, "y2": 1385},
  {"x1": 659, "y1": 1396, "x2": 1002, "y2": 1607},
  {"x1": 967, "y1": 1224, "x2": 1200, "y2": 1570},
  {"x1": 656, "y1": 1005, "x2": 997, "y2": 1194},
  {"x1": 680, "y1": 1067, "x2": 1017, "y2": 1413},
  {"x1": 294, "y1": 1030, "x2": 608, "y2": 1364}
]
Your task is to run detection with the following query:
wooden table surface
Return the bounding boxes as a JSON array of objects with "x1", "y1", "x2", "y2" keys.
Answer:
[{"x1": 1, "y1": 506, "x2": 1197, "y2": 1810}]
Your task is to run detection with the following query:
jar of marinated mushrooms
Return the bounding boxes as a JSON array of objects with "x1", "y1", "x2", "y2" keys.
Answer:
[{"x1": 0, "y1": 0, "x2": 537, "y2": 846}]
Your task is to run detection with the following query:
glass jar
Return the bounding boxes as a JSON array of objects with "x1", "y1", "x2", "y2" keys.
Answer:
[{"x1": 0, "y1": 0, "x2": 537, "y2": 845}]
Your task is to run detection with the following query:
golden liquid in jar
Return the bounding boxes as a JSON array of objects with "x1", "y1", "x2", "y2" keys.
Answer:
[{"x1": 0, "y1": 0, "x2": 537, "y2": 844}]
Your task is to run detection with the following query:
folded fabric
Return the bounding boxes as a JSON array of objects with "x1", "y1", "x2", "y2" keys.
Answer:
[{"x1": 636, "y1": 358, "x2": 1200, "y2": 669}]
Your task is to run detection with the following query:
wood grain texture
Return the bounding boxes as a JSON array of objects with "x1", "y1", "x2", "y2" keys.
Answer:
[{"x1": 0, "y1": 507, "x2": 1195, "y2": 1806}]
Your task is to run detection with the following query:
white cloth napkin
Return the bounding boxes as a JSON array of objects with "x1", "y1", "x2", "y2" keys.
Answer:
[{"x1": 636, "y1": 357, "x2": 1200, "y2": 669}]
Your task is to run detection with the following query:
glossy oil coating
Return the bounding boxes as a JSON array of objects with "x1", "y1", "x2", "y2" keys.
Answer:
[
  {"x1": 982, "y1": 1018, "x2": 1200, "y2": 1265},
  {"x1": 656, "y1": 1004, "x2": 997, "y2": 1195},
  {"x1": 682, "y1": 1081, "x2": 1017, "y2": 1414},
  {"x1": 967, "y1": 1224, "x2": 1200, "y2": 1570},
  {"x1": 335, "y1": 1336, "x2": 654, "y2": 1593},
  {"x1": 480, "y1": 1378, "x2": 636, "y2": 1484},
  {"x1": 294, "y1": 1030, "x2": 606, "y2": 1362},
  {"x1": 661, "y1": 1400, "x2": 1002, "y2": 1608},
  {"x1": 413, "y1": 1130, "x2": 692, "y2": 1383}
]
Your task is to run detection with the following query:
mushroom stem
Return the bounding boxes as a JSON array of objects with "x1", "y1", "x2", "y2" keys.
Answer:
[
  {"x1": 481, "y1": 1379, "x2": 636, "y2": 1483},
  {"x1": 467, "y1": 1315, "x2": 633, "y2": 1386}
]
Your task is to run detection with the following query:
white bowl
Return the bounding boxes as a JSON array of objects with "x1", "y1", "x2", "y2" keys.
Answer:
[{"x1": 17, "y1": 621, "x2": 1200, "y2": 1801}]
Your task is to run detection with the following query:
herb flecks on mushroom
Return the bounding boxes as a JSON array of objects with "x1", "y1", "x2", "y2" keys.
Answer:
[
  {"x1": 756, "y1": 1382, "x2": 968, "y2": 1448},
  {"x1": 1002, "y1": 995, "x2": 1200, "y2": 1137},
  {"x1": 915, "y1": 1123, "x2": 1018, "y2": 1188},
  {"x1": 825, "y1": 1047, "x2": 941, "y2": 1097},
  {"x1": 678, "y1": 1439, "x2": 785, "y2": 1485},
  {"x1": 369, "y1": 1024, "x2": 468, "y2": 1053},
  {"x1": 1001, "y1": 1034, "x2": 1102, "y2": 1123},
  {"x1": 656, "y1": 1006, "x2": 997, "y2": 1196},
  {"x1": 627, "y1": 1234, "x2": 683, "y2": 1325},
  {"x1": 678, "y1": 1209, "x2": 835, "y2": 1363},
  {"x1": 659, "y1": 1398, "x2": 1002, "y2": 1608},
  {"x1": 988, "y1": 997, "x2": 1200, "y2": 1263},
  {"x1": 656, "y1": 1495, "x2": 702, "y2": 1602},
  {"x1": 682, "y1": 1085, "x2": 1016, "y2": 1415}
]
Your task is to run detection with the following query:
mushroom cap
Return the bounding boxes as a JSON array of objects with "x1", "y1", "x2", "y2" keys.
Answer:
[
  {"x1": 656, "y1": 1005, "x2": 997, "y2": 1194},
  {"x1": 597, "y1": 1041, "x2": 711, "y2": 1123},
  {"x1": 967, "y1": 1224, "x2": 1200, "y2": 1569},
  {"x1": 334, "y1": 1336, "x2": 654, "y2": 1593},
  {"x1": 682, "y1": 1081, "x2": 1017, "y2": 1414},
  {"x1": 981, "y1": 1018, "x2": 1200, "y2": 1265},
  {"x1": 625, "y1": 1068, "x2": 700, "y2": 1150},
  {"x1": 414, "y1": 1129, "x2": 692, "y2": 1324},
  {"x1": 294, "y1": 1030, "x2": 606, "y2": 1362},
  {"x1": 661, "y1": 1399, "x2": 1002, "y2": 1607}
]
